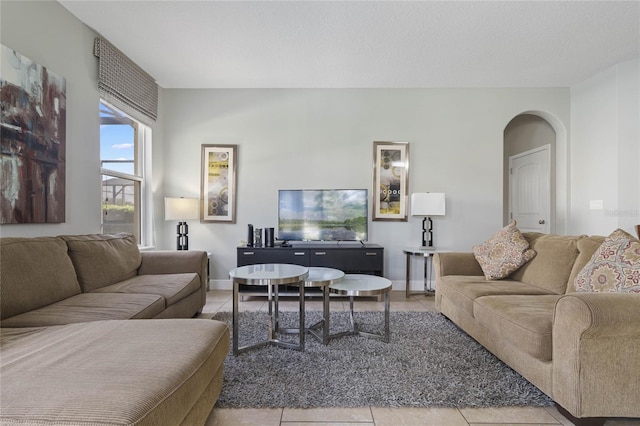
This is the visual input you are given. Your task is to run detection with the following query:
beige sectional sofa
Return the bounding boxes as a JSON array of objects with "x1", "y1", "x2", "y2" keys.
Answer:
[
  {"x1": 434, "y1": 232, "x2": 640, "y2": 424},
  {"x1": 0, "y1": 233, "x2": 230, "y2": 425}
]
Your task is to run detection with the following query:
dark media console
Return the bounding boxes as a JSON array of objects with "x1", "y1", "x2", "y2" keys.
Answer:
[{"x1": 236, "y1": 243, "x2": 384, "y2": 294}]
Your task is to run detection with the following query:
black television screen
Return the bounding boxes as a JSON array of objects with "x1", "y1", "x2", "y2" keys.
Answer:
[{"x1": 278, "y1": 189, "x2": 368, "y2": 242}]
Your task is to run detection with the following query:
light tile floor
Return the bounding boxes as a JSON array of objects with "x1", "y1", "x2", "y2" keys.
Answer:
[{"x1": 203, "y1": 290, "x2": 639, "y2": 426}]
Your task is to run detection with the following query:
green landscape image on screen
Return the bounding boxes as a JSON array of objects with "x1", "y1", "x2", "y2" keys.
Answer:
[{"x1": 278, "y1": 189, "x2": 368, "y2": 241}]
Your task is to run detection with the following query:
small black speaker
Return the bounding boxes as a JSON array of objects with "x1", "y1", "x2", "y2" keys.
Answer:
[
  {"x1": 247, "y1": 224, "x2": 254, "y2": 247},
  {"x1": 265, "y1": 228, "x2": 274, "y2": 247}
]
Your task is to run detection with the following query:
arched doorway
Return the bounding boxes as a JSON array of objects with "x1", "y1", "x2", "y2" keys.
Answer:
[{"x1": 504, "y1": 114, "x2": 556, "y2": 233}]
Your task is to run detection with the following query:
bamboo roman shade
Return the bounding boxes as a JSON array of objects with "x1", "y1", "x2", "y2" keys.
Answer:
[{"x1": 94, "y1": 37, "x2": 158, "y2": 122}]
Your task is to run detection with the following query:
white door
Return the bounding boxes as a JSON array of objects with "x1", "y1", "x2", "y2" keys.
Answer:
[{"x1": 509, "y1": 145, "x2": 551, "y2": 233}]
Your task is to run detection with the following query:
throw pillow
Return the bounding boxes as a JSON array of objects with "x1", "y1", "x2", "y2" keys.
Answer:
[
  {"x1": 573, "y1": 228, "x2": 640, "y2": 293},
  {"x1": 473, "y1": 220, "x2": 537, "y2": 280}
]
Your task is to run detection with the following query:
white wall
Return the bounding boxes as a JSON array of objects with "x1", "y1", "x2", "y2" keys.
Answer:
[
  {"x1": 162, "y1": 88, "x2": 570, "y2": 286},
  {"x1": 9, "y1": 1, "x2": 636, "y2": 291},
  {"x1": 570, "y1": 59, "x2": 640, "y2": 236},
  {"x1": 0, "y1": 1, "x2": 166, "y2": 245},
  {"x1": 1, "y1": 0, "x2": 101, "y2": 236}
]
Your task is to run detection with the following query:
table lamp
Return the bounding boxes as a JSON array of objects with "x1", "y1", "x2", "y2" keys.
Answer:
[
  {"x1": 165, "y1": 197, "x2": 199, "y2": 250},
  {"x1": 410, "y1": 192, "x2": 446, "y2": 249}
]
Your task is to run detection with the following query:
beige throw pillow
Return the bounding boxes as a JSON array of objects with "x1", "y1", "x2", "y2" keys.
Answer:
[
  {"x1": 473, "y1": 220, "x2": 537, "y2": 280},
  {"x1": 574, "y1": 228, "x2": 640, "y2": 293}
]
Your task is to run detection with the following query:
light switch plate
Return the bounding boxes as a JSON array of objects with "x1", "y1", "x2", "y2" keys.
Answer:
[{"x1": 590, "y1": 200, "x2": 604, "y2": 210}]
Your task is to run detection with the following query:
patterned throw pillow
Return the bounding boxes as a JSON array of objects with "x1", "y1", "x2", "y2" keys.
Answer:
[
  {"x1": 574, "y1": 229, "x2": 640, "y2": 293},
  {"x1": 473, "y1": 220, "x2": 537, "y2": 280}
]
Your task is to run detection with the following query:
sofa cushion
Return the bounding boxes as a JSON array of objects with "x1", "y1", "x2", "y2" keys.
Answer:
[
  {"x1": 0, "y1": 319, "x2": 229, "y2": 426},
  {"x1": 61, "y1": 233, "x2": 142, "y2": 292},
  {"x1": 0, "y1": 237, "x2": 81, "y2": 320},
  {"x1": 0, "y1": 293, "x2": 164, "y2": 327},
  {"x1": 510, "y1": 234, "x2": 583, "y2": 294},
  {"x1": 473, "y1": 221, "x2": 536, "y2": 280},
  {"x1": 573, "y1": 229, "x2": 640, "y2": 293},
  {"x1": 93, "y1": 273, "x2": 201, "y2": 307},
  {"x1": 473, "y1": 295, "x2": 560, "y2": 362},
  {"x1": 437, "y1": 275, "x2": 553, "y2": 318},
  {"x1": 566, "y1": 235, "x2": 606, "y2": 292}
]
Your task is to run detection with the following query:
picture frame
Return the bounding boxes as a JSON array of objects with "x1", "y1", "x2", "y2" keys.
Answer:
[
  {"x1": 201, "y1": 144, "x2": 237, "y2": 223},
  {"x1": 372, "y1": 141, "x2": 409, "y2": 221},
  {"x1": 1, "y1": 45, "x2": 66, "y2": 224}
]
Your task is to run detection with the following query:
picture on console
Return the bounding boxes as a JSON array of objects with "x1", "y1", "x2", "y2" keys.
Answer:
[{"x1": 278, "y1": 189, "x2": 368, "y2": 242}]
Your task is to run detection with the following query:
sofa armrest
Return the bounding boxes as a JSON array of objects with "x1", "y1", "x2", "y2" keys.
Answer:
[
  {"x1": 433, "y1": 252, "x2": 484, "y2": 277},
  {"x1": 138, "y1": 251, "x2": 208, "y2": 307},
  {"x1": 552, "y1": 293, "x2": 640, "y2": 418}
]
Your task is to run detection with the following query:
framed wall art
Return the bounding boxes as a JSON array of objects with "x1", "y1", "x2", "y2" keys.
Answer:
[
  {"x1": 1, "y1": 44, "x2": 67, "y2": 223},
  {"x1": 372, "y1": 141, "x2": 409, "y2": 221},
  {"x1": 201, "y1": 144, "x2": 237, "y2": 223}
]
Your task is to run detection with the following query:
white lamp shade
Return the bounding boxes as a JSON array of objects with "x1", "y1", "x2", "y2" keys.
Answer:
[
  {"x1": 165, "y1": 197, "x2": 199, "y2": 221},
  {"x1": 410, "y1": 193, "x2": 446, "y2": 216}
]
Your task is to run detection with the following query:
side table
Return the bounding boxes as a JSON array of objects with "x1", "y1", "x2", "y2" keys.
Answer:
[
  {"x1": 305, "y1": 267, "x2": 345, "y2": 345},
  {"x1": 403, "y1": 247, "x2": 445, "y2": 298},
  {"x1": 278, "y1": 267, "x2": 345, "y2": 345},
  {"x1": 229, "y1": 263, "x2": 308, "y2": 355},
  {"x1": 328, "y1": 274, "x2": 391, "y2": 343}
]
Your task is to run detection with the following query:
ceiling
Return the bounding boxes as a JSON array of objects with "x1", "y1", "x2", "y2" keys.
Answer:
[{"x1": 58, "y1": 0, "x2": 640, "y2": 89}]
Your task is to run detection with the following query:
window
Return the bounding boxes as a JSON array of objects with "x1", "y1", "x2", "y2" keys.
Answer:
[{"x1": 100, "y1": 101, "x2": 151, "y2": 246}]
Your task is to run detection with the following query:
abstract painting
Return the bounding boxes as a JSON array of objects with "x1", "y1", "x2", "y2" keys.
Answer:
[
  {"x1": 372, "y1": 141, "x2": 409, "y2": 221},
  {"x1": 1, "y1": 45, "x2": 66, "y2": 223},
  {"x1": 201, "y1": 144, "x2": 237, "y2": 223}
]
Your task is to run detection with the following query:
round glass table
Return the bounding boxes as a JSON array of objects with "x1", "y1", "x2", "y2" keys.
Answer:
[
  {"x1": 328, "y1": 274, "x2": 392, "y2": 343},
  {"x1": 229, "y1": 264, "x2": 308, "y2": 355},
  {"x1": 304, "y1": 267, "x2": 345, "y2": 344}
]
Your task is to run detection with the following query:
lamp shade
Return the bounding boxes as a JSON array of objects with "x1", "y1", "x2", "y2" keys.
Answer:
[
  {"x1": 165, "y1": 197, "x2": 199, "y2": 221},
  {"x1": 410, "y1": 193, "x2": 446, "y2": 216}
]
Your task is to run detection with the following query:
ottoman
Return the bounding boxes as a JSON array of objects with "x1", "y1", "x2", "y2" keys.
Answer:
[{"x1": 1, "y1": 319, "x2": 229, "y2": 425}]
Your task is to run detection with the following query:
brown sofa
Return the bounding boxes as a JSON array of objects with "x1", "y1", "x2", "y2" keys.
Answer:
[
  {"x1": 434, "y1": 232, "x2": 640, "y2": 424},
  {"x1": 0, "y1": 233, "x2": 230, "y2": 425}
]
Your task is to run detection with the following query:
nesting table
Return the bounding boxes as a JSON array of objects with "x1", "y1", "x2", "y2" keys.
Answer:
[
  {"x1": 229, "y1": 263, "x2": 308, "y2": 355},
  {"x1": 304, "y1": 267, "x2": 345, "y2": 344},
  {"x1": 328, "y1": 274, "x2": 391, "y2": 343},
  {"x1": 229, "y1": 265, "x2": 391, "y2": 354}
]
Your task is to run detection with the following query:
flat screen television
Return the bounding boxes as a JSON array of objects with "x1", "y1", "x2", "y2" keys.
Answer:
[{"x1": 278, "y1": 189, "x2": 368, "y2": 242}]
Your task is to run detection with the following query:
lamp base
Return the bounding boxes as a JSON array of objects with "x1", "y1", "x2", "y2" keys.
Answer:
[
  {"x1": 176, "y1": 222, "x2": 189, "y2": 251},
  {"x1": 421, "y1": 217, "x2": 434, "y2": 248}
]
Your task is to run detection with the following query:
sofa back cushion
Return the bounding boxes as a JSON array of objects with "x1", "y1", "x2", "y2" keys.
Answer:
[
  {"x1": 61, "y1": 233, "x2": 141, "y2": 292},
  {"x1": 0, "y1": 237, "x2": 81, "y2": 320},
  {"x1": 566, "y1": 235, "x2": 607, "y2": 293},
  {"x1": 510, "y1": 233, "x2": 584, "y2": 294}
]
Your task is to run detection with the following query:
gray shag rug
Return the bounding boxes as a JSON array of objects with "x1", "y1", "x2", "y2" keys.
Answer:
[{"x1": 211, "y1": 310, "x2": 553, "y2": 409}]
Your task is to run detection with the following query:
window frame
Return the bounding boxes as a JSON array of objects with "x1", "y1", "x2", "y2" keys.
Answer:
[{"x1": 99, "y1": 100, "x2": 152, "y2": 247}]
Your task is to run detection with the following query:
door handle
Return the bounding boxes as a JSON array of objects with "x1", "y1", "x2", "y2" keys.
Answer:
[{"x1": 538, "y1": 219, "x2": 545, "y2": 224}]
